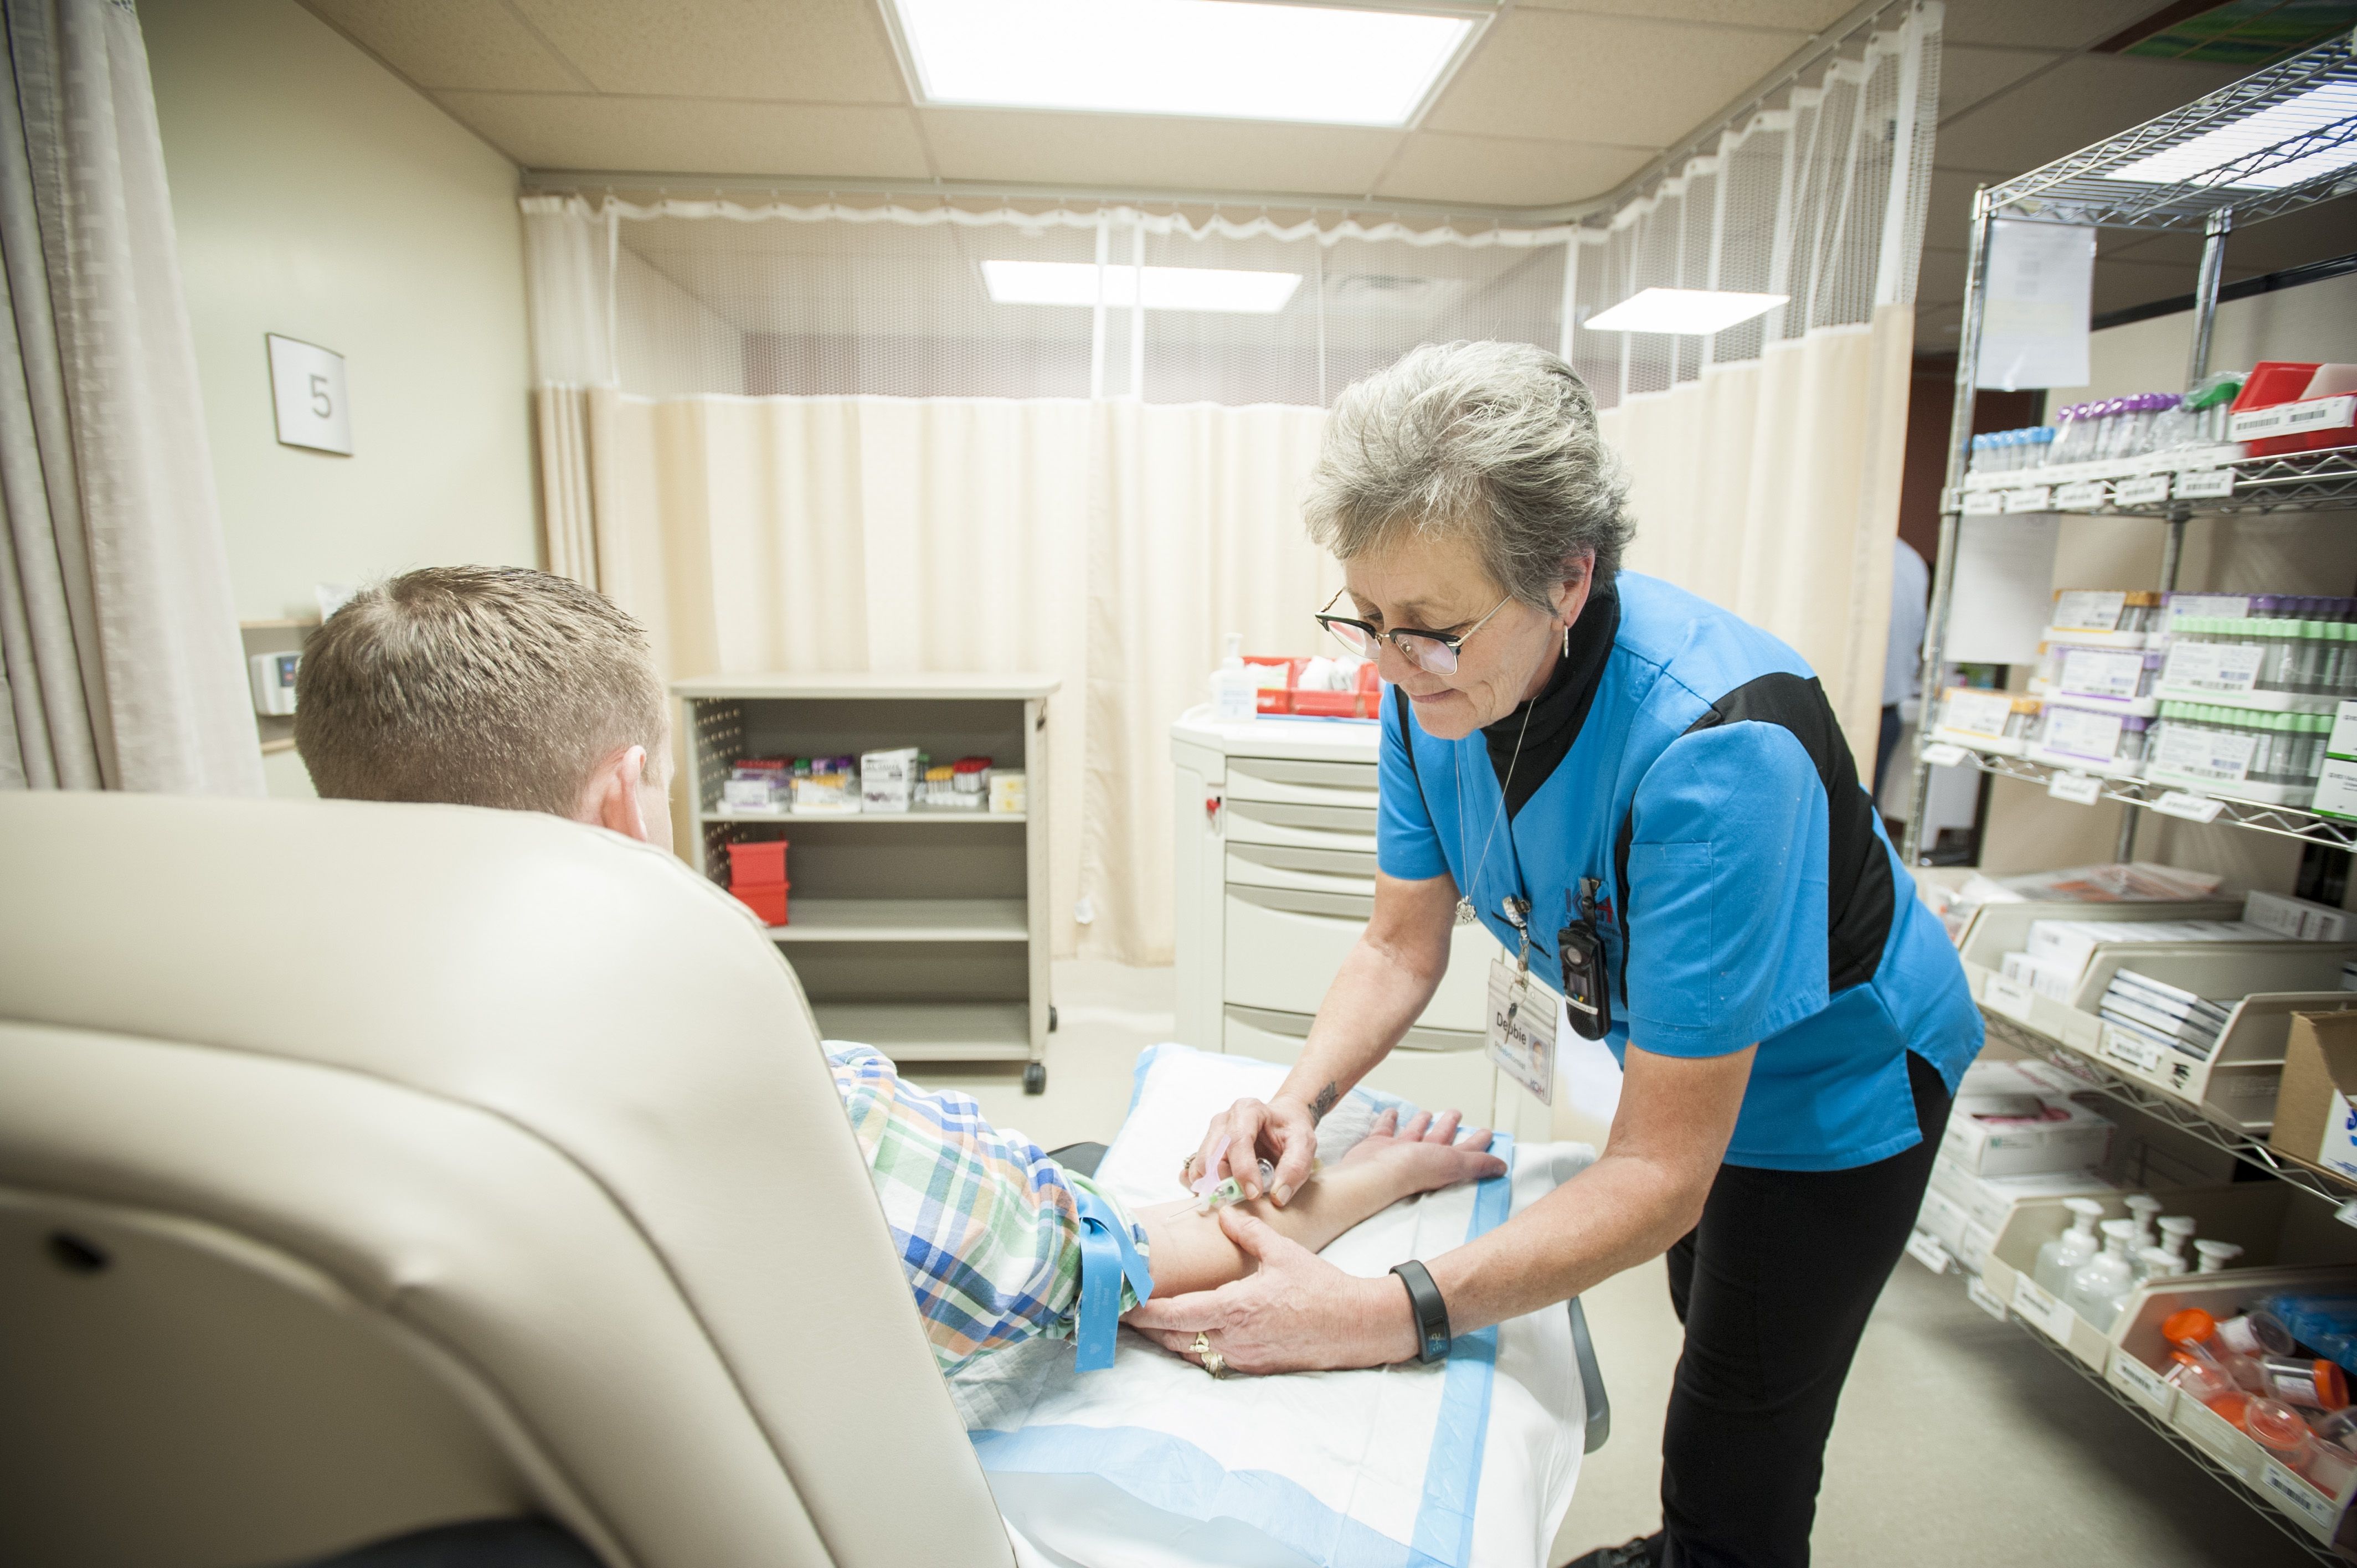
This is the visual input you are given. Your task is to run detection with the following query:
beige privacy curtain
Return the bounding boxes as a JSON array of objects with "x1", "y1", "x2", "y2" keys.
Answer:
[
  {"x1": 519, "y1": 0, "x2": 1936, "y2": 961},
  {"x1": 1585, "y1": 7, "x2": 1941, "y2": 764},
  {"x1": 0, "y1": 0, "x2": 259, "y2": 795},
  {"x1": 583, "y1": 390, "x2": 1331, "y2": 962}
]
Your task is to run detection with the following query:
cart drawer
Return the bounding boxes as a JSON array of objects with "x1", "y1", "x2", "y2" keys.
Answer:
[
  {"x1": 1222, "y1": 885, "x2": 1491, "y2": 1032},
  {"x1": 1224, "y1": 797, "x2": 1378, "y2": 853},
  {"x1": 1226, "y1": 756, "x2": 1381, "y2": 808},
  {"x1": 1225, "y1": 842, "x2": 1380, "y2": 898}
]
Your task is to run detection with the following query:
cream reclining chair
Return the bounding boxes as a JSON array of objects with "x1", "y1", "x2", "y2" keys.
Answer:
[{"x1": 0, "y1": 791, "x2": 1017, "y2": 1568}]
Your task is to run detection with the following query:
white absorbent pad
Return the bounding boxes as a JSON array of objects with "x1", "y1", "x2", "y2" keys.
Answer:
[{"x1": 964, "y1": 1043, "x2": 1597, "y2": 1568}]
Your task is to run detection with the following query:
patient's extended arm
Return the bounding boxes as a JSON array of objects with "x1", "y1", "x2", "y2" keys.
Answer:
[{"x1": 1128, "y1": 1108, "x2": 1503, "y2": 1302}]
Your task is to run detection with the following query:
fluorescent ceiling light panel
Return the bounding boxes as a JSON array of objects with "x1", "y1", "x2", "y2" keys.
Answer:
[
  {"x1": 984, "y1": 260, "x2": 1303, "y2": 313},
  {"x1": 893, "y1": 0, "x2": 1473, "y2": 127},
  {"x1": 2111, "y1": 82, "x2": 2357, "y2": 189},
  {"x1": 1583, "y1": 288, "x2": 1789, "y2": 335}
]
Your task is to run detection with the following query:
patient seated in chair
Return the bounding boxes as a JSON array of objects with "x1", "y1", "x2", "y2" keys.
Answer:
[{"x1": 293, "y1": 566, "x2": 1502, "y2": 1394}]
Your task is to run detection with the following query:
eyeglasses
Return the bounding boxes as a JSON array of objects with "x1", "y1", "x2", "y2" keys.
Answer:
[{"x1": 1315, "y1": 587, "x2": 1512, "y2": 676}]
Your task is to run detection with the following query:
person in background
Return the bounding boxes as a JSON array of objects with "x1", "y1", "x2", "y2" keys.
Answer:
[{"x1": 1876, "y1": 536, "x2": 1930, "y2": 804}]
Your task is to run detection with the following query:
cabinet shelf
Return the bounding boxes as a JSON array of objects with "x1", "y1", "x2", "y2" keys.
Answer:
[
  {"x1": 1945, "y1": 447, "x2": 2357, "y2": 520},
  {"x1": 812, "y1": 1002, "x2": 1031, "y2": 1060},
  {"x1": 765, "y1": 898, "x2": 1027, "y2": 943}
]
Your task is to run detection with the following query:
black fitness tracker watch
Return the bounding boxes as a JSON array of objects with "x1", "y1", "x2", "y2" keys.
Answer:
[{"x1": 1391, "y1": 1258, "x2": 1452, "y2": 1364}]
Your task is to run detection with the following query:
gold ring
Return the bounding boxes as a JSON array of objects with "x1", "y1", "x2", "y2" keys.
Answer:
[
  {"x1": 1180, "y1": 1152, "x2": 1201, "y2": 1184},
  {"x1": 1191, "y1": 1332, "x2": 1211, "y2": 1356},
  {"x1": 1203, "y1": 1349, "x2": 1231, "y2": 1379}
]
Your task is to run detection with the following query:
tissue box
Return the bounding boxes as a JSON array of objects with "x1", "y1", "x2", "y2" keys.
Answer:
[{"x1": 1940, "y1": 1096, "x2": 2114, "y2": 1177}]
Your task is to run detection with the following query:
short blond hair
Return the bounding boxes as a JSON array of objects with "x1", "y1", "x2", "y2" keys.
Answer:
[{"x1": 295, "y1": 566, "x2": 667, "y2": 816}]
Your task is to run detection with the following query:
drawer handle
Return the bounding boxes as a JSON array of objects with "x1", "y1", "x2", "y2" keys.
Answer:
[{"x1": 1229, "y1": 884, "x2": 1375, "y2": 922}]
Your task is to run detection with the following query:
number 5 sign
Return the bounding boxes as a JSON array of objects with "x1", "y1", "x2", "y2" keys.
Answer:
[{"x1": 266, "y1": 333, "x2": 352, "y2": 455}]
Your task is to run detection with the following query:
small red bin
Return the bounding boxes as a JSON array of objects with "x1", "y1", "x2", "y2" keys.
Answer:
[
  {"x1": 732, "y1": 880, "x2": 789, "y2": 926},
  {"x1": 727, "y1": 840, "x2": 788, "y2": 885}
]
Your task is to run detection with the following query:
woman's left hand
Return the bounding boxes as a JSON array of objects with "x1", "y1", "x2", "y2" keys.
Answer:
[{"x1": 1125, "y1": 1205, "x2": 1419, "y2": 1374}]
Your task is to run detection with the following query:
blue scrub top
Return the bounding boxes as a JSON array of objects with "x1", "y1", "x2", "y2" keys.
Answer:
[{"x1": 1378, "y1": 571, "x2": 1982, "y2": 1172}]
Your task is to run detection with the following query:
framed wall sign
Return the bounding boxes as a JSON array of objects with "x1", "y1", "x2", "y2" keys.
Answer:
[{"x1": 266, "y1": 333, "x2": 352, "y2": 455}]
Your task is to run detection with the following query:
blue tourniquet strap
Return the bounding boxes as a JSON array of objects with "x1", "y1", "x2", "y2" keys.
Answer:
[{"x1": 1073, "y1": 1185, "x2": 1154, "y2": 1371}]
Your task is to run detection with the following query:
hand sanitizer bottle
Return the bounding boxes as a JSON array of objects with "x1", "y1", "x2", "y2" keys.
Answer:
[
  {"x1": 2035, "y1": 1198, "x2": 2107, "y2": 1294},
  {"x1": 2066, "y1": 1220, "x2": 2138, "y2": 1326},
  {"x1": 2194, "y1": 1240, "x2": 2245, "y2": 1275},
  {"x1": 2124, "y1": 1194, "x2": 2163, "y2": 1252},
  {"x1": 2157, "y1": 1215, "x2": 2197, "y2": 1270},
  {"x1": 1210, "y1": 632, "x2": 1257, "y2": 722}
]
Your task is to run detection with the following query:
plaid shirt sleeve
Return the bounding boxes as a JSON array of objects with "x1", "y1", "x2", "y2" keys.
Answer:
[{"x1": 828, "y1": 1044, "x2": 1150, "y2": 1377}]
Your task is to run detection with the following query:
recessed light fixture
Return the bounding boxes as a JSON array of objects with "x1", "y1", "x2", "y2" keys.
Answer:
[
  {"x1": 1583, "y1": 287, "x2": 1790, "y2": 335},
  {"x1": 984, "y1": 260, "x2": 1303, "y2": 313},
  {"x1": 891, "y1": 0, "x2": 1479, "y2": 127},
  {"x1": 2110, "y1": 81, "x2": 2357, "y2": 190}
]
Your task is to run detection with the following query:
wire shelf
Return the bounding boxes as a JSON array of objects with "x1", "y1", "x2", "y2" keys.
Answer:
[
  {"x1": 1943, "y1": 447, "x2": 2357, "y2": 518},
  {"x1": 1990, "y1": 1288, "x2": 2349, "y2": 1564},
  {"x1": 1978, "y1": 1008, "x2": 2357, "y2": 1208},
  {"x1": 1984, "y1": 30, "x2": 2357, "y2": 231},
  {"x1": 1926, "y1": 743, "x2": 2357, "y2": 852}
]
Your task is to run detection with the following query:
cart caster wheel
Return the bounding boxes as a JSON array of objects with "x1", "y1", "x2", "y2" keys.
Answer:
[
  {"x1": 1049, "y1": 1005, "x2": 1059, "y2": 1033},
  {"x1": 1024, "y1": 1062, "x2": 1047, "y2": 1095}
]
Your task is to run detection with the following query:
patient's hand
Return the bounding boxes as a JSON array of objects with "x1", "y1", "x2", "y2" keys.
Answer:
[{"x1": 1337, "y1": 1107, "x2": 1505, "y2": 1195}]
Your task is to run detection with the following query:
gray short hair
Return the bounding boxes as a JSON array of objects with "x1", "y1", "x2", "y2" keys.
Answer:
[{"x1": 1304, "y1": 342, "x2": 1633, "y2": 605}]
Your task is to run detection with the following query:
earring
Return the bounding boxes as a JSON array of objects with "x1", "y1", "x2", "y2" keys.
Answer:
[{"x1": 1563, "y1": 625, "x2": 1571, "y2": 657}]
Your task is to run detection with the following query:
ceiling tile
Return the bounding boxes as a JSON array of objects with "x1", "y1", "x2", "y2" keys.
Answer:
[
  {"x1": 506, "y1": 0, "x2": 904, "y2": 103},
  {"x1": 1935, "y1": 54, "x2": 2248, "y2": 178},
  {"x1": 919, "y1": 110, "x2": 1401, "y2": 195},
  {"x1": 1938, "y1": 0, "x2": 2176, "y2": 51},
  {"x1": 435, "y1": 94, "x2": 932, "y2": 178},
  {"x1": 1375, "y1": 135, "x2": 1652, "y2": 208},
  {"x1": 1424, "y1": 11, "x2": 1807, "y2": 147},
  {"x1": 1938, "y1": 44, "x2": 2058, "y2": 122},
  {"x1": 1511, "y1": 0, "x2": 1851, "y2": 24},
  {"x1": 300, "y1": 0, "x2": 584, "y2": 92}
]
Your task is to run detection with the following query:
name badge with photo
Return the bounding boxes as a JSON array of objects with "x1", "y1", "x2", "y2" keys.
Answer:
[{"x1": 1486, "y1": 956, "x2": 1558, "y2": 1105}]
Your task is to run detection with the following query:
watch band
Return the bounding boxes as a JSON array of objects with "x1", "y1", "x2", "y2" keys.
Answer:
[{"x1": 1391, "y1": 1258, "x2": 1452, "y2": 1364}]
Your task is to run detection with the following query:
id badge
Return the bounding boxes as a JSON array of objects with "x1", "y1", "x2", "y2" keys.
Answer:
[{"x1": 1486, "y1": 955, "x2": 1558, "y2": 1106}]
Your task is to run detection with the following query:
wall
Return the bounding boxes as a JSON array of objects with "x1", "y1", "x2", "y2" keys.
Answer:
[
  {"x1": 1975, "y1": 269, "x2": 2357, "y2": 900},
  {"x1": 142, "y1": 0, "x2": 536, "y2": 633}
]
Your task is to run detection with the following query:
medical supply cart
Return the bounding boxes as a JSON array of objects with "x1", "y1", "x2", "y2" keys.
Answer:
[
  {"x1": 1896, "y1": 34, "x2": 2357, "y2": 1562},
  {"x1": 1171, "y1": 704, "x2": 1559, "y2": 1145},
  {"x1": 676, "y1": 674, "x2": 1058, "y2": 1092}
]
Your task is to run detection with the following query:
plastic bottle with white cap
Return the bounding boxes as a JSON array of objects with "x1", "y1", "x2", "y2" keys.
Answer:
[
  {"x1": 2102, "y1": 1246, "x2": 2185, "y2": 1331},
  {"x1": 2066, "y1": 1220, "x2": 2139, "y2": 1326},
  {"x1": 2194, "y1": 1239, "x2": 2245, "y2": 1275},
  {"x1": 2158, "y1": 1215, "x2": 2197, "y2": 1266},
  {"x1": 2124, "y1": 1194, "x2": 2163, "y2": 1252},
  {"x1": 2035, "y1": 1198, "x2": 2107, "y2": 1294}
]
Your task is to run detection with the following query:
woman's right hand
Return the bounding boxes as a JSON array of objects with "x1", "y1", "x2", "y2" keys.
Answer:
[{"x1": 1188, "y1": 1092, "x2": 1320, "y2": 1206}]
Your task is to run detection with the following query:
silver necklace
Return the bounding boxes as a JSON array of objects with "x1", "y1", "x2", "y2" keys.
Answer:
[{"x1": 1455, "y1": 694, "x2": 1535, "y2": 926}]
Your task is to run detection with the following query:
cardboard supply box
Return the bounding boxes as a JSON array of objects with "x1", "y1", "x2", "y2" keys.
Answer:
[{"x1": 2271, "y1": 1011, "x2": 2357, "y2": 1180}]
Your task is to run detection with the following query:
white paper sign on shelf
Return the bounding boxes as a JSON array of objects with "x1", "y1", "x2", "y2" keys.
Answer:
[
  {"x1": 2154, "y1": 790, "x2": 2227, "y2": 824},
  {"x1": 2004, "y1": 486, "x2": 2054, "y2": 513},
  {"x1": 2109, "y1": 1353, "x2": 2175, "y2": 1416},
  {"x1": 1939, "y1": 689, "x2": 2015, "y2": 741},
  {"x1": 2258, "y1": 1461, "x2": 2339, "y2": 1534},
  {"x1": 2114, "y1": 474, "x2": 2173, "y2": 506},
  {"x1": 2052, "y1": 480, "x2": 2110, "y2": 512},
  {"x1": 1948, "y1": 514, "x2": 2060, "y2": 663},
  {"x1": 1975, "y1": 220, "x2": 2094, "y2": 390},
  {"x1": 2100, "y1": 1022, "x2": 2166, "y2": 1076},
  {"x1": 2049, "y1": 770, "x2": 2103, "y2": 806},
  {"x1": 1966, "y1": 1275, "x2": 2010, "y2": 1323},
  {"x1": 2230, "y1": 394, "x2": 2355, "y2": 441},
  {"x1": 1921, "y1": 741, "x2": 1970, "y2": 768},
  {"x1": 2058, "y1": 647, "x2": 2145, "y2": 700},
  {"x1": 2051, "y1": 590, "x2": 2126, "y2": 632},
  {"x1": 1983, "y1": 972, "x2": 2038, "y2": 1024},
  {"x1": 2041, "y1": 706, "x2": 2124, "y2": 766},
  {"x1": 2154, "y1": 724, "x2": 2256, "y2": 784},
  {"x1": 2173, "y1": 468, "x2": 2234, "y2": 501},
  {"x1": 1904, "y1": 1229, "x2": 1952, "y2": 1275},
  {"x1": 2011, "y1": 1275, "x2": 2078, "y2": 1343},
  {"x1": 1962, "y1": 490, "x2": 2005, "y2": 515},
  {"x1": 2160, "y1": 640, "x2": 2262, "y2": 695}
]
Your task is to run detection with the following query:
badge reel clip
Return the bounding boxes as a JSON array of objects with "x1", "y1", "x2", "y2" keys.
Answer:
[{"x1": 1558, "y1": 878, "x2": 1612, "y2": 1042}]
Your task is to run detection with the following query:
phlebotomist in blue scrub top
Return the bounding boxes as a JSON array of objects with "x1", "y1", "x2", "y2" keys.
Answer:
[{"x1": 1131, "y1": 341, "x2": 1982, "y2": 1568}]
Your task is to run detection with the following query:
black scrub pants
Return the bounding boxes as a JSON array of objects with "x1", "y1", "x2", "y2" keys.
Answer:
[{"x1": 1658, "y1": 1050, "x2": 1950, "y2": 1568}]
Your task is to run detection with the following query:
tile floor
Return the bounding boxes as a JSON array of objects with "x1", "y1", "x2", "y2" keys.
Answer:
[{"x1": 910, "y1": 959, "x2": 2315, "y2": 1568}]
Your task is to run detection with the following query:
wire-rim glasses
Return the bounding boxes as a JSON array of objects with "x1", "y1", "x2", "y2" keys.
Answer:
[{"x1": 1314, "y1": 587, "x2": 1512, "y2": 676}]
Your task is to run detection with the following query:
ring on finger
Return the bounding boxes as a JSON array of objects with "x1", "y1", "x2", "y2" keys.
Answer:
[
  {"x1": 1203, "y1": 1348, "x2": 1230, "y2": 1379},
  {"x1": 1180, "y1": 1152, "x2": 1200, "y2": 1184}
]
